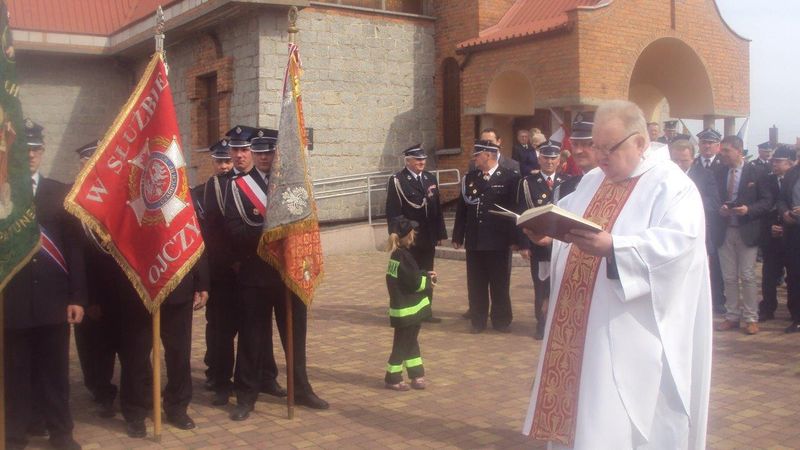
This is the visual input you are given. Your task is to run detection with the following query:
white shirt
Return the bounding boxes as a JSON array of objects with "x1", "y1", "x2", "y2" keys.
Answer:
[{"x1": 31, "y1": 172, "x2": 40, "y2": 196}]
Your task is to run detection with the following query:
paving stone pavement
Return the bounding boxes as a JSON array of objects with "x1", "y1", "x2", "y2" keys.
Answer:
[{"x1": 23, "y1": 252, "x2": 800, "y2": 449}]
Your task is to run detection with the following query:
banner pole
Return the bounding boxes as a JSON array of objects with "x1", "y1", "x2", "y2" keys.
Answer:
[
  {"x1": 284, "y1": 5, "x2": 300, "y2": 422},
  {"x1": 152, "y1": 309, "x2": 162, "y2": 441},
  {"x1": 1, "y1": 291, "x2": 5, "y2": 447}
]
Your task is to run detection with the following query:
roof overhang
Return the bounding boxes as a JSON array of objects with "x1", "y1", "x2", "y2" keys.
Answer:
[{"x1": 13, "y1": 0, "x2": 309, "y2": 57}]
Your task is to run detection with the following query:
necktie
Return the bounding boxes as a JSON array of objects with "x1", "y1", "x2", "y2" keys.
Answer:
[
  {"x1": 704, "y1": 158, "x2": 710, "y2": 168},
  {"x1": 778, "y1": 177, "x2": 783, "y2": 191},
  {"x1": 419, "y1": 174, "x2": 425, "y2": 190},
  {"x1": 546, "y1": 177, "x2": 554, "y2": 190},
  {"x1": 727, "y1": 168, "x2": 736, "y2": 201},
  {"x1": 31, "y1": 177, "x2": 37, "y2": 196},
  {"x1": 483, "y1": 172, "x2": 490, "y2": 181}
]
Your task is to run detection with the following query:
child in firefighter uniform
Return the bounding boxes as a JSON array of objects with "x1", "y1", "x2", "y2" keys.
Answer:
[{"x1": 384, "y1": 217, "x2": 436, "y2": 391}]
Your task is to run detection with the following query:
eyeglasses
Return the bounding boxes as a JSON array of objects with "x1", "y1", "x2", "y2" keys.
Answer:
[{"x1": 591, "y1": 132, "x2": 638, "y2": 155}]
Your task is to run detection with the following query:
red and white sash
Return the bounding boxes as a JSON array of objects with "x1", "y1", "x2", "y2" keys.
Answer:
[
  {"x1": 39, "y1": 226, "x2": 68, "y2": 274},
  {"x1": 235, "y1": 174, "x2": 267, "y2": 216}
]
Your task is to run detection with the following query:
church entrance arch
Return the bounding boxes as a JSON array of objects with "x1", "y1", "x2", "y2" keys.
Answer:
[{"x1": 628, "y1": 37, "x2": 714, "y2": 121}]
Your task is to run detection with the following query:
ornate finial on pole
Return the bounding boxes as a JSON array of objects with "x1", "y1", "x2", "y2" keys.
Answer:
[
  {"x1": 288, "y1": 6, "x2": 299, "y2": 44},
  {"x1": 154, "y1": 5, "x2": 168, "y2": 73},
  {"x1": 155, "y1": 6, "x2": 165, "y2": 53}
]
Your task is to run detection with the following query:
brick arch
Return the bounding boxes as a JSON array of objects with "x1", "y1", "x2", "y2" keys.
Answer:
[
  {"x1": 626, "y1": 36, "x2": 715, "y2": 120},
  {"x1": 485, "y1": 68, "x2": 535, "y2": 116}
]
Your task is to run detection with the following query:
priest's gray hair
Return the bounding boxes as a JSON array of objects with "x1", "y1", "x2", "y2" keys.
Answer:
[{"x1": 594, "y1": 100, "x2": 649, "y2": 142}]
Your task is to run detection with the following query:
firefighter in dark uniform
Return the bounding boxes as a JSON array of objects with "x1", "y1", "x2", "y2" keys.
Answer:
[
  {"x1": 516, "y1": 142, "x2": 568, "y2": 340},
  {"x1": 751, "y1": 141, "x2": 774, "y2": 171},
  {"x1": 73, "y1": 141, "x2": 124, "y2": 420},
  {"x1": 452, "y1": 140, "x2": 520, "y2": 333},
  {"x1": 249, "y1": 129, "x2": 328, "y2": 412},
  {"x1": 758, "y1": 146, "x2": 794, "y2": 321},
  {"x1": 656, "y1": 120, "x2": 678, "y2": 144},
  {"x1": 195, "y1": 139, "x2": 241, "y2": 406},
  {"x1": 220, "y1": 126, "x2": 285, "y2": 421},
  {"x1": 158, "y1": 228, "x2": 210, "y2": 430},
  {"x1": 385, "y1": 144, "x2": 447, "y2": 322},
  {"x1": 553, "y1": 114, "x2": 595, "y2": 203},
  {"x1": 694, "y1": 128, "x2": 727, "y2": 314},
  {"x1": 4, "y1": 120, "x2": 85, "y2": 450}
]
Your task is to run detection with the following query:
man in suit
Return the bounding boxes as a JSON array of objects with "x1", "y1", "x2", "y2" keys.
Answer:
[
  {"x1": 453, "y1": 140, "x2": 520, "y2": 333},
  {"x1": 715, "y1": 135, "x2": 773, "y2": 335},
  {"x1": 4, "y1": 119, "x2": 85, "y2": 450},
  {"x1": 511, "y1": 129, "x2": 539, "y2": 176},
  {"x1": 758, "y1": 146, "x2": 795, "y2": 322},
  {"x1": 656, "y1": 120, "x2": 677, "y2": 144},
  {"x1": 517, "y1": 142, "x2": 568, "y2": 339},
  {"x1": 669, "y1": 139, "x2": 725, "y2": 315},
  {"x1": 385, "y1": 144, "x2": 447, "y2": 322},
  {"x1": 775, "y1": 146, "x2": 800, "y2": 332},
  {"x1": 647, "y1": 122, "x2": 662, "y2": 143}
]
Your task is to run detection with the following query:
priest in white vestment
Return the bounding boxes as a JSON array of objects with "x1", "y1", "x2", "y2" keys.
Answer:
[{"x1": 522, "y1": 100, "x2": 712, "y2": 449}]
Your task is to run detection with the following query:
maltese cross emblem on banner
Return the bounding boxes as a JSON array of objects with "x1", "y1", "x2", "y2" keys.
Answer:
[{"x1": 128, "y1": 137, "x2": 188, "y2": 226}]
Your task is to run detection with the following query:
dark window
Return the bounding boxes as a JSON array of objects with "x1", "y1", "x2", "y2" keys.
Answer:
[
  {"x1": 442, "y1": 58, "x2": 461, "y2": 148},
  {"x1": 201, "y1": 73, "x2": 219, "y2": 147}
]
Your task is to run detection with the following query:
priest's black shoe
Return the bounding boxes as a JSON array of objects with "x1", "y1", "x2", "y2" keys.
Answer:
[
  {"x1": 212, "y1": 390, "x2": 230, "y2": 406},
  {"x1": 423, "y1": 316, "x2": 442, "y2": 323},
  {"x1": 166, "y1": 412, "x2": 196, "y2": 430},
  {"x1": 295, "y1": 391, "x2": 329, "y2": 410},
  {"x1": 230, "y1": 404, "x2": 253, "y2": 421},
  {"x1": 49, "y1": 435, "x2": 81, "y2": 450},
  {"x1": 470, "y1": 326, "x2": 485, "y2": 334},
  {"x1": 125, "y1": 421, "x2": 146, "y2": 439},
  {"x1": 494, "y1": 325, "x2": 511, "y2": 333},
  {"x1": 785, "y1": 321, "x2": 800, "y2": 333},
  {"x1": 260, "y1": 379, "x2": 287, "y2": 397}
]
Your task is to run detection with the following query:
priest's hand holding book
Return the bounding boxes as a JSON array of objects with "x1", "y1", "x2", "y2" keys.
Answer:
[{"x1": 493, "y1": 203, "x2": 610, "y2": 257}]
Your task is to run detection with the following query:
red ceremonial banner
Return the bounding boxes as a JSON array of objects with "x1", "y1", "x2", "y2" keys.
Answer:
[{"x1": 65, "y1": 52, "x2": 204, "y2": 312}]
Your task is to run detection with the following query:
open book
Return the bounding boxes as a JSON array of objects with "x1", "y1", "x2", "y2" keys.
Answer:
[{"x1": 490, "y1": 203, "x2": 602, "y2": 242}]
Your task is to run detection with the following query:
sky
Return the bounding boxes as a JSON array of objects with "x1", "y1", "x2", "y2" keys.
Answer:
[{"x1": 711, "y1": 0, "x2": 800, "y2": 149}]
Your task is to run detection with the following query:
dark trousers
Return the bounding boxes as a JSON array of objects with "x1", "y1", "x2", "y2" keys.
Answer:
[
  {"x1": 5, "y1": 323, "x2": 73, "y2": 447},
  {"x1": 160, "y1": 301, "x2": 193, "y2": 416},
  {"x1": 74, "y1": 308, "x2": 119, "y2": 404},
  {"x1": 760, "y1": 241, "x2": 787, "y2": 316},
  {"x1": 274, "y1": 292, "x2": 314, "y2": 395},
  {"x1": 409, "y1": 244, "x2": 435, "y2": 305},
  {"x1": 708, "y1": 245, "x2": 725, "y2": 308},
  {"x1": 234, "y1": 284, "x2": 280, "y2": 407},
  {"x1": 204, "y1": 278, "x2": 238, "y2": 391},
  {"x1": 466, "y1": 249, "x2": 513, "y2": 330},
  {"x1": 384, "y1": 324, "x2": 423, "y2": 384},
  {"x1": 118, "y1": 299, "x2": 153, "y2": 423},
  {"x1": 785, "y1": 229, "x2": 800, "y2": 321},
  {"x1": 530, "y1": 260, "x2": 550, "y2": 330}
]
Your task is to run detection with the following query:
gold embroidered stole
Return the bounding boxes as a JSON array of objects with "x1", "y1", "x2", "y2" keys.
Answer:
[{"x1": 531, "y1": 175, "x2": 641, "y2": 446}]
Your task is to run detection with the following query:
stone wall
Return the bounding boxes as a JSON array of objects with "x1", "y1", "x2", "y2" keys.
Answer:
[
  {"x1": 18, "y1": 53, "x2": 131, "y2": 183},
  {"x1": 279, "y1": 6, "x2": 436, "y2": 222}
]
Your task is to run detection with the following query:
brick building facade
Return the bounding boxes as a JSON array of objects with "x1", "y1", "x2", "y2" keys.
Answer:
[
  {"x1": 433, "y1": 0, "x2": 749, "y2": 178},
  {"x1": 10, "y1": 0, "x2": 748, "y2": 220}
]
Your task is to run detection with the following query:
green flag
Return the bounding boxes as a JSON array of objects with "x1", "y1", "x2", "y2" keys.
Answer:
[{"x1": 0, "y1": 0, "x2": 39, "y2": 291}]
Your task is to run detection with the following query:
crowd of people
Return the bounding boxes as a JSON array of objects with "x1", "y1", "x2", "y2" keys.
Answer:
[
  {"x1": 6, "y1": 99, "x2": 799, "y2": 449},
  {"x1": 4, "y1": 122, "x2": 328, "y2": 450}
]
